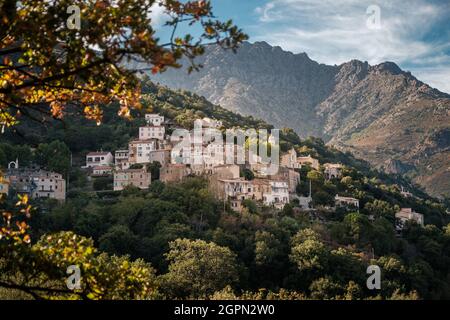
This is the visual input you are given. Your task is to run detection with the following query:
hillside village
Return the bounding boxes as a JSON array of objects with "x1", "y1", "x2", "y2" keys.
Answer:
[{"x1": 1, "y1": 112, "x2": 426, "y2": 233}]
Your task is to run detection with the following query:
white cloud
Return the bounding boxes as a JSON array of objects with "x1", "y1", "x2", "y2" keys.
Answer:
[
  {"x1": 149, "y1": 2, "x2": 168, "y2": 27},
  {"x1": 255, "y1": 2, "x2": 276, "y2": 22},
  {"x1": 252, "y1": 0, "x2": 450, "y2": 93}
]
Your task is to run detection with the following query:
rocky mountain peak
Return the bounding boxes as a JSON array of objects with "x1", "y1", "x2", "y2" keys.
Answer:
[{"x1": 372, "y1": 61, "x2": 403, "y2": 75}]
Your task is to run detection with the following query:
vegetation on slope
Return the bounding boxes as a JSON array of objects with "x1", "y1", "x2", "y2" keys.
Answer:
[{"x1": 1, "y1": 81, "x2": 449, "y2": 299}]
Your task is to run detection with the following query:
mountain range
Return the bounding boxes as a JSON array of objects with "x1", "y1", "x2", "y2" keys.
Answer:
[{"x1": 144, "y1": 41, "x2": 450, "y2": 198}]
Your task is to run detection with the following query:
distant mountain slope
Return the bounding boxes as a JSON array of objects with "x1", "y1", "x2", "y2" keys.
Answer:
[
  {"x1": 151, "y1": 41, "x2": 337, "y2": 137},
  {"x1": 147, "y1": 41, "x2": 450, "y2": 198}
]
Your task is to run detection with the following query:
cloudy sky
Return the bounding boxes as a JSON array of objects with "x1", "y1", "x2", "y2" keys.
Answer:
[{"x1": 154, "y1": 0, "x2": 450, "y2": 93}]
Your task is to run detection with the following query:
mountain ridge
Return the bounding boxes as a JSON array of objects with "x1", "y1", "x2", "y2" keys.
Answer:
[{"x1": 142, "y1": 41, "x2": 450, "y2": 198}]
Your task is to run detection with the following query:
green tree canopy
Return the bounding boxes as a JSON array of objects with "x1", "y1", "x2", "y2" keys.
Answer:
[
  {"x1": 160, "y1": 238, "x2": 238, "y2": 298},
  {"x1": 35, "y1": 140, "x2": 71, "y2": 175},
  {"x1": 1, "y1": 230, "x2": 158, "y2": 299}
]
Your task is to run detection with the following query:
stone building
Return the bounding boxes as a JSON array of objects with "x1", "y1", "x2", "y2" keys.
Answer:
[
  {"x1": 269, "y1": 166, "x2": 300, "y2": 193},
  {"x1": 7, "y1": 168, "x2": 66, "y2": 201},
  {"x1": 395, "y1": 208, "x2": 424, "y2": 230},
  {"x1": 149, "y1": 149, "x2": 171, "y2": 166},
  {"x1": 281, "y1": 148, "x2": 300, "y2": 169},
  {"x1": 113, "y1": 168, "x2": 151, "y2": 191},
  {"x1": 324, "y1": 163, "x2": 343, "y2": 180},
  {"x1": 297, "y1": 155, "x2": 320, "y2": 170},
  {"x1": 160, "y1": 164, "x2": 191, "y2": 183}
]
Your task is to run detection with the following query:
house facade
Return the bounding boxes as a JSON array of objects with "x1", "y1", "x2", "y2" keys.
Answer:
[
  {"x1": 269, "y1": 166, "x2": 300, "y2": 193},
  {"x1": 266, "y1": 181, "x2": 290, "y2": 209},
  {"x1": 128, "y1": 140, "x2": 157, "y2": 164},
  {"x1": 212, "y1": 164, "x2": 240, "y2": 180},
  {"x1": 115, "y1": 149, "x2": 130, "y2": 170},
  {"x1": 211, "y1": 177, "x2": 290, "y2": 212},
  {"x1": 145, "y1": 114, "x2": 165, "y2": 126},
  {"x1": 149, "y1": 149, "x2": 171, "y2": 166},
  {"x1": 395, "y1": 208, "x2": 424, "y2": 230},
  {"x1": 160, "y1": 164, "x2": 191, "y2": 183},
  {"x1": 113, "y1": 168, "x2": 151, "y2": 191},
  {"x1": 335, "y1": 195, "x2": 359, "y2": 209},
  {"x1": 297, "y1": 155, "x2": 320, "y2": 170},
  {"x1": 281, "y1": 148, "x2": 300, "y2": 169},
  {"x1": 324, "y1": 163, "x2": 343, "y2": 180},
  {"x1": 85, "y1": 152, "x2": 113, "y2": 168},
  {"x1": 139, "y1": 126, "x2": 165, "y2": 140},
  {"x1": 216, "y1": 178, "x2": 254, "y2": 203},
  {"x1": 7, "y1": 169, "x2": 66, "y2": 201}
]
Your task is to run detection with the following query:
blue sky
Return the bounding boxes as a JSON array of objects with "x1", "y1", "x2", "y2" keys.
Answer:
[{"x1": 152, "y1": 0, "x2": 450, "y2": 93}]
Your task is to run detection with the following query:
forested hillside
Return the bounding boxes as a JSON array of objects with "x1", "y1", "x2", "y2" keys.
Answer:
[{"x1": 1, "y1": 81, "x2": 450, "y2": 299}]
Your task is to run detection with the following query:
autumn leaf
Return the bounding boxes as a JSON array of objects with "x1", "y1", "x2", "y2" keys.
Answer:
[
  {"x1": 205, "y1": 26, "x2": 215, "y2": 35},
  {"x1": 0, "y1": 0, "x2": 247, "y2": 129}
]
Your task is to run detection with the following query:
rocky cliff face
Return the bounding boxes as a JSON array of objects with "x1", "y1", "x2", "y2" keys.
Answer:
[{"x1": 150, "y1": 41, "x2": 450, "y2": 198}]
